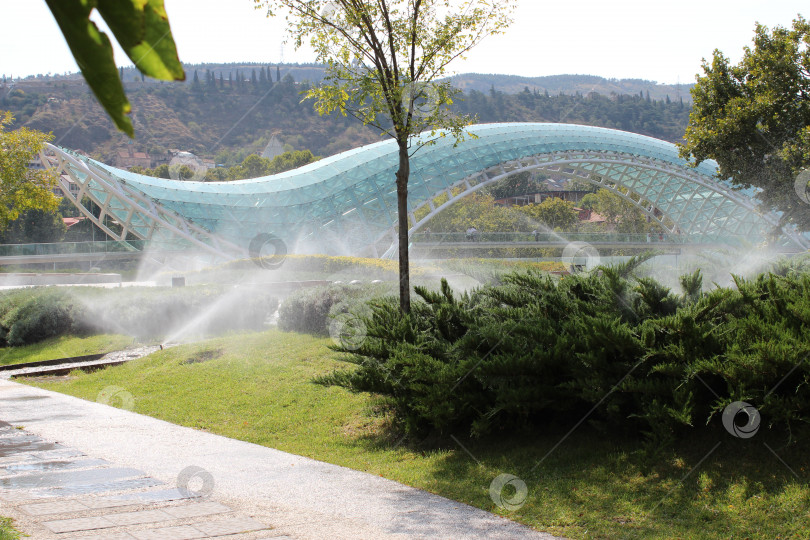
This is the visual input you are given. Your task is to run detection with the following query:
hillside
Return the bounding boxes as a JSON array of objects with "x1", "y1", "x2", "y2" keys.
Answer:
[
  {"x1": 448, "y1": 73, "x2": 693, "y2": 103},
  {"x1": 1, "y1": 64, "x2": 692, "y2": 167}
]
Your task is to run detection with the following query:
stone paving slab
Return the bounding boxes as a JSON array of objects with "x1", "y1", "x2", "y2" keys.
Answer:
[
  {"x1": 162, "y1": 501, "x2": 231, "y2": 520},
  {"x1": 0, "y1": 467, "x2": 147, "y2": 489},
  {"x1": 110, "y1": 487, "x2": 200, "y2": 504},
  {"x1": 20, "y1": 499, "x2": 89, "y2": 516},
  {"x1": 193, "y1": 516, "x2": 268, "y2": 536},
  {"x1": 0, "y1": 448, "x2": 84, "y2": 466},
  {"x1": 0, "y1": 458, "x2": 109, "y2": 476},
  {"x1": 44, "y1": 514, "x2": 117, "y2": 533},
  {"x1": 82, "y1": 496, "x2": 145, "y2": 510},
  {"x1": 65, "y1": 533, "x2": 137, "y2": 540},
  {"x1": 0, "y1": 475, "x2": 164, "y2": 500},
  {"x1": 129, "y1": 524, "x2": 206, "y2": 540},
  {"x1": 103, "y1": 508, "x2": 174, "y2": 527}
]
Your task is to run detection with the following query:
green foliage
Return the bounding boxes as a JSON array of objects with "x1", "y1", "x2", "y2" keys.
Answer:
[
  {"x1": 76, "y1": 286, "x2": 278, "y2": 340},
  {"x1": 516, "y1": 197, "x2": 579, "y2": 230},
  {"x1": 0, "y1": 289, "x2": 88, "y2": 347},
  {"x1": 0, "y1": 286, "x2": 278, "y2": 346},
  {"x1": 586, "y1": 188, "x2": 656, "y2": 233},
  {"x1": 153, "y1": 164, "x2": 170, "y2": 178},
  {"x1": 680, "y1": 16, "x2": 810, "y2": 231},
  {"x1": 44, "y1": 0, "x2": 184, "y2": 136},
  {"x1": 278, "y1": 282, "x2": 394, "y2": 335},
  {"x1": 0, "y1": 517, "x2": 21, "y2": 540},
  {"x1": 320, "y1": 260, "x2": 810, "y2": 443},
  {"x1": 216, "y1": 150, "x2": 320, "y2": 180},
  {"x1": 0, "y1": 208, "x2": 66, "y2": 244},
  {"x1": 482, "y1": 171, "x2": 546, "y2": 199},
  {"x1": 0, "y1": 112, "x2": 60, "y2": 233},
  {"x1": 424, "y1": 192, "x2": 532, "y2": 232}
]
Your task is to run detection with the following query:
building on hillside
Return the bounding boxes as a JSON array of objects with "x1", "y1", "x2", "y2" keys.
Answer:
[
  {"x1": 577, "y1": 208, "x2": 606, "y2": 224},
  {"x1": 261, "y1": 135, "x2": 284, "y2": 160},
  {"x1": 62, "y1": 216, "x2": 86, "y2": 229},
  {"x1": 116, "y1": 148, "x2": 152, "y2": 169},
  {"x1": 494, "y1": 177, "x2": 595, "y2": 208},
  {"x1": 494, "y1": 190, "x2": 594, "y2": 208}
]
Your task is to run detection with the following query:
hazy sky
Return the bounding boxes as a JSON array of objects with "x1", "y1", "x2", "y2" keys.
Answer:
[{"x1": 1, "y1": 0, "x2": 806, "y2": 84}]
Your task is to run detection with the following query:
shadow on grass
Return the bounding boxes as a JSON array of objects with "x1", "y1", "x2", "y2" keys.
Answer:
[{"x1": 353, "y1": 421, "x2": 810, "y2": 539}]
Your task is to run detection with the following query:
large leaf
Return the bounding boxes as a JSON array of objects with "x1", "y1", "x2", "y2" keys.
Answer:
[
  {"x1": 44, "y1": 0, "x2": 184, "y2": 137},
  {"x1": 96, "y1": 0, "x2": 185, "y2": 81}
]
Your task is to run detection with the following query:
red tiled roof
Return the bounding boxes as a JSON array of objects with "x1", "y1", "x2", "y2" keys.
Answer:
[{"x1": 62, "y1": 217, "x2": 86, "y2": 227}]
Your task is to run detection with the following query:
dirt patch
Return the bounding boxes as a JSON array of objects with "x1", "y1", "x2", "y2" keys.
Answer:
[{"x1": 181, "y1": 349, "x2": 224, "y2": 365}]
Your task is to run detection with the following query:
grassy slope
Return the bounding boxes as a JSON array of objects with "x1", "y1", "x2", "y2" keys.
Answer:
[
  {"x1": 0, "y1": 335, "x2": 135, "y2": 367},
  {"x1": 24, "y1": 329, "x2": 810, "y2": 539}
]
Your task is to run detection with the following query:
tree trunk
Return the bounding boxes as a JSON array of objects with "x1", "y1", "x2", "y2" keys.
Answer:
[{"x1": 396, "y1": 141, "x2": 411, "y2": 314}]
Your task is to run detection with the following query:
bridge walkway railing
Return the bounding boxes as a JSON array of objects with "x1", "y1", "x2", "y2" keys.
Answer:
[
  {"x1": 0, "y1": 240, "x2": 147, "y2": 257},
  {"x1": 409, "y1": 232, "x2": 749, "y2": 246}
]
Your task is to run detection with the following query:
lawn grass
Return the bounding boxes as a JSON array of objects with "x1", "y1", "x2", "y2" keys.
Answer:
[
  {"x1": 0, "y1": 334, "x2": 135, "y2": 366},
  {"x1": 25, "y1": 329, "x2": 810, "y2": 539}
]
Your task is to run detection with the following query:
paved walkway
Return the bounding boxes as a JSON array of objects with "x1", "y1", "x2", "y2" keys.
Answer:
[{"x1": 0, "y1": 379, "x2": 557, "y2": 539}]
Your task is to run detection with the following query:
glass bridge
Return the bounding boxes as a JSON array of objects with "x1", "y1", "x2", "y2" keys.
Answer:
[{"x1": 38, "y1": 123, "x2": 809, "y2": 261}]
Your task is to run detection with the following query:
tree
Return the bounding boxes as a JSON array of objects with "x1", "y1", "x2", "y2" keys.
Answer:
[
  {"x1": 0, "y1": 112, "x2": 60, "y2": 233},
  {"x1": 267, "y1": 149, "x2": 319, "y2": 174},
  {"x1": 44, "y1": 0, "x2": 184, "y2": 136},
  {"x1": 0, "y1": 208, "x2": 66, "y2": 244},
  {"x1": 204, "y1": 167, "x2": 229, "y2": 182},
  {"x1": 586, "y1": 188, "x2": 652, "y2": 233},
  {"x1": 257, "y1": 0, "x2": 515, "y2": 313},
  {"x1": 484, "y1": 171, "x2": 546, "y2": 199},
  {"x1": 239, "y1": 154, "x2": 272, "y2": 178},
  {"x1": 679, "y1": 16, "x2": 810, "y2": 235},
  {"x1": 424, "y1": 192, "x2": 529, "y2": 233},
  {"x1": 152, "y1": 164, "x2": 170, "y2": 179},
  {"x1": 518, "y1": 197, "x2": 579, "y2": 230}
]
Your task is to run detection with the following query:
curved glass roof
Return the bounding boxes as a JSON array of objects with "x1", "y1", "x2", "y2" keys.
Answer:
[{"x1": 51, "y1": 123, "x2": 803, "y2": 256}]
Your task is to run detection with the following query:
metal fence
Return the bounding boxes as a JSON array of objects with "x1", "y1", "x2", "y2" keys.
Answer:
[
  {"x1": 409, "y1": 232, "x2": 749, "y2": 246},
  {"x1": 0, "y1": 240, "x2": 146, "y2": 257}
]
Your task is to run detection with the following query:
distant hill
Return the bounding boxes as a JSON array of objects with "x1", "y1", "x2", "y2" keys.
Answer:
[
  {"x1": 1, "y1": 64, "x2": 692, "y2": 167},
  {"x1": 9, "y1": 63, "x2": 694, "y2": 101},
  {"x1": 448, "y1": 73, "x2": 694, "y2": 103}
]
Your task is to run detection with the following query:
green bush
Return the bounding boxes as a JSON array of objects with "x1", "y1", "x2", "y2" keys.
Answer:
[
  {"x1": 0, "y1": 289, "x2": 89, "y2": 346},
  {"x1": 0, "y1": 285, "x2": 278, "y2": 346},
  {"x1": 318, "y1": 256, "x2": 810, "y2": 443},
  {"x1": 76, "y1": 286, "x2": 278, "y2": 340},
  {"x1": 278, "y1": 282, "x2": 394, "y2": 335}
]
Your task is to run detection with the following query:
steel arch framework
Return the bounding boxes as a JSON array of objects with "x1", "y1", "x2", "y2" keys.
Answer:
[{"x1": 39, "y1": 123, "x2": 809, "y2": 260}]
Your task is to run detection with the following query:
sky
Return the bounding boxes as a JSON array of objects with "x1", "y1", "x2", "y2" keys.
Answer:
[{"x1": 0, "y1": 0, "x2": 806, "y2": 85}]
